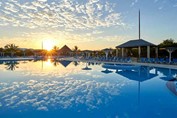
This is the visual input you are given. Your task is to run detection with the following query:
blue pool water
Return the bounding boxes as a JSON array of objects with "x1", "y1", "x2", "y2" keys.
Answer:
[{"x1": 0, "y1": 59, "x2": 177, "y2": 118}]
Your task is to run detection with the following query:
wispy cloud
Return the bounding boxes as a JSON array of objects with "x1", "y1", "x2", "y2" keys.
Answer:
[
  {"x1": 154, "y1": 0, "x2": 159, "y2": 3},
  {"x1": 158, "y1": 6, "x2": 163, "y2": 10},
  {"x1": 103, "y1": 35, "x2": 130, "y2": 42},
  {"x1": 0, "y1": 0, "x2": 124, "y2": 30},
  {"x1": 130, "y1": 0, "x2": 138, "y2": 7},
  {"x1": 173, "y1": 4, "x2": 177, "y2": 7},
  {"x1": 0, "y1": 0, "x2": 127, "y2": 49}
]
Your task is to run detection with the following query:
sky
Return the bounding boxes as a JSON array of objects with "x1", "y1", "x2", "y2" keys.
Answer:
[{"x1": 0, "y1": 0, "x2": 177, "y2": 50}]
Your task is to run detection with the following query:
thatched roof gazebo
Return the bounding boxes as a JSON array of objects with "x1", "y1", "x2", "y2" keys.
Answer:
[{"x1": 58, "y1": 45, "x2": 72, "y2": 56}]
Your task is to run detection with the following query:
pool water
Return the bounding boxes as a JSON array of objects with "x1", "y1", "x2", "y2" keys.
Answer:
[{"x1": 0, "y1": 59, "x2": 177, "y2": 118}]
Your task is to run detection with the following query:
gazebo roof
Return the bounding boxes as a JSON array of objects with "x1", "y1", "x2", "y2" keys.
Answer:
[
  {"x1": 59, "y1": 45, "x2": 72, "y2": 52},
  {"x1": 116, "y1": 39, "x2": 156, "y2": 48}
]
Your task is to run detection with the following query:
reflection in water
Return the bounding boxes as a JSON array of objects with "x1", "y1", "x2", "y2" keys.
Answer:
[
  {"x1": 45, "y1": 59, "x2": 52, "y2": 66},
  {"x1": 58, "y1": 60, "x2": 72, "y2": 68},
  {"x1": 116, "y1": 67, "x2": 158, "y2": 104},
  {"x1": 0, "y1": 61, "x2": 4, "y2": 64},
  {"x1": 0, "y1": 78, "x2": 126, "y2": 112},
  {"x1": 53, "y1": 60, "x2": 59, "y2": 67},
  {"x1": 101, "y1": 69, "x2": 113, "y2": 74},
  {"x1": 159, "y1": 68, "x2": 177, "y2": 81},
  {"x1": 116, "y1": 67, "x2": 158, "y2": 82},
  {"x1": 102, "y1": 65, "x2": 177, "y2": 98},
  {"x1": 0, "y1": 60, "x2": 129, "y2": 113},
  {"x1": 102, "y1": 65, "x2": 158, "y2": 82},
  {"x1": 166, "y1": 79, "x2": 177, "y2": 96},
  {"x1": 101, "y1": 66, "x2": 161, "y2": 105},
  {"x1": 158, "y1": 68, "x2": 177, "y2": 96},
  {"x1": 1, "y1": 61, "x2": 177, "y2": 118},
  {"x1": 73, "y1": 61, "x2": 79, "y2": 66},
  {"x1": 82, "y1": 62, "x2": 92, "y2": 70},
  {"x1": 5, "y1": 61, "x2": 19, "y2": 71}
]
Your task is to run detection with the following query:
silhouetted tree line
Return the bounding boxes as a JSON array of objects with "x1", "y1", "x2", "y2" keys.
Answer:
[{"x1": 0, "y1": 39, "x2": 177, "y2": 58}]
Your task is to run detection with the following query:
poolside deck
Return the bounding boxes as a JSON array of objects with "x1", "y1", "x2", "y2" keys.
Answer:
[{"x1": 58, "y1": 57, "x2": 177, "y2": 70}]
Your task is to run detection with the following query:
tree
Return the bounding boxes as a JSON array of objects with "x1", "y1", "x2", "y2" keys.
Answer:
[
  {"x1": 51, "y1": 46, "x2": 59, "y2": 56},
  {"x1": 0, "y1": 48, "x2": 3, "y2": 52},
  {"x1": 159, "y1": 38, "x2": 177, "y2": 47},
  {"x1": 0, "y1": 48, "x2": 4, "y2": 57},
  {"x1": 4, "y1": 44, "x2": 19, "y2": 57},
  {"x1": 25, "y1": 49, "x2": 34, "y2": 56},
  {"x1": 73, "y1": 46, "x2": 78, "y2": 57}
]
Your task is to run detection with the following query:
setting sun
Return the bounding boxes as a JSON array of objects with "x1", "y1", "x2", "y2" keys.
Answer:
[{"x1": 43, "y1": 39, "x2": 55, "y2": 51}]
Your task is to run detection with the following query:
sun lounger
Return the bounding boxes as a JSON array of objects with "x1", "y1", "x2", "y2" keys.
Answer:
[
  {"x1": 172, "y1": 58, "x2": 177, "y2": 64},
  {"x1": 140, "y1": 58, "x2": 145, "y2": 63},
  {"x1": 149, "y1": 58, "x2": 155, "y2": 63},
  {"x1": 158, "y1": 58, "x2": 165, "y2": 64}
]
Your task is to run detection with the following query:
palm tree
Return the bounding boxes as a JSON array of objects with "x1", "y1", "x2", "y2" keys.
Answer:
[
  {"x1": 73, "y1": 46, "x2": 78, "y2": 57},
  {"x1": 4, "y1": 44, "x2": 18, "y2": 57},
  {"x1": 52, "y1": 46, "x2": 59, "y2": 57}
]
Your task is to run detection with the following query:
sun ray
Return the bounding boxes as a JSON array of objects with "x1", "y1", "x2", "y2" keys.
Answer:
[{"x1": 43, "y1": 39, "x2": 55, "y2": 51}]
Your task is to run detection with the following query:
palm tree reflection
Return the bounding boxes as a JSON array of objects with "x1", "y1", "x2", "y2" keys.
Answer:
[
  {"x1": 73, "y1": 61, "x2": 79, "y2": 66},
  {"x1": 82, "y1": 62, "x2": 92, "y2": 70},
  {"x1": 53, "y1": 60, "x2": 59, "y2": 67},
  {"x1": 5, "y1": 61, "x2": 19, "y2": 71}
]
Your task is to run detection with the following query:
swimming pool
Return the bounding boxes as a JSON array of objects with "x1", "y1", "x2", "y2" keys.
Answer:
[{"x1": 0, "y1": 59, "x2": 177, "y2": 118}]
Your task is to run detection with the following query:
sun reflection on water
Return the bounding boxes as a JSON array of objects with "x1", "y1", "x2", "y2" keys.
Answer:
[{"x1": 45, "y1": 59, "x2": 52, "y2": 67}]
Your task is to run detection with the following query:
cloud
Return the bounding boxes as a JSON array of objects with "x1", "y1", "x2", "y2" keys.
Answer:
[
  {"x1": 154, "y1": 0, "x2": 159, "y2": 3},
  {"x1": 0, "y1": 0, "x2": 124, "y2": 31},
  {"x1": 130, "y1": 0, "x2": 138, "y2": 7},
  {"x1": 37, "y1": 0, "x2": 48, "y2": 2},
  {"x1": 173, "y1": 4, "x2": 177, "y2": 7},
  {"x1": 97, "y1": 35, "x2": 130, "y2": 43},
  {"x1": 0, "y1": 0, "x2": 128, "y2": 49},
  {"x1": 158, "y1": 6, "x2": 163, "y2": 10}
]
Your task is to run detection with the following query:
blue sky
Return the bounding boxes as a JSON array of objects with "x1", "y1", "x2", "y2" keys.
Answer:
[{"x1": 0, "y1": 0, "x2": 177, "y2": 50}]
